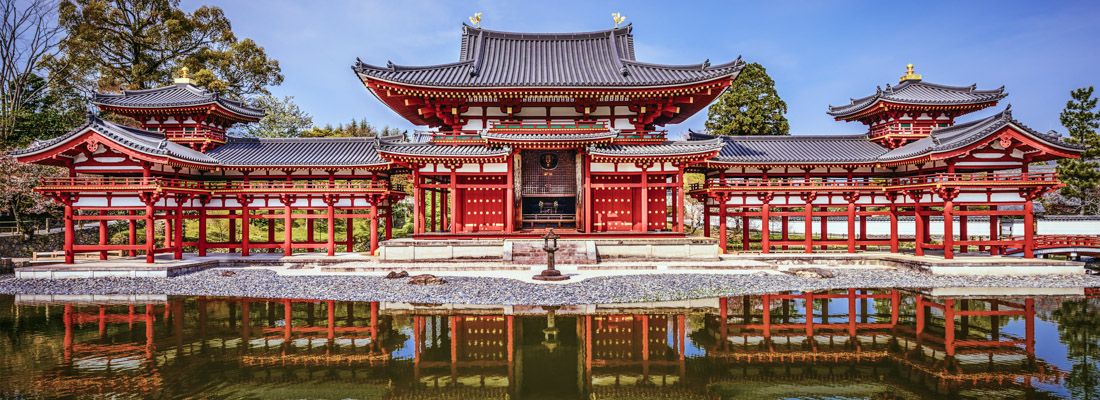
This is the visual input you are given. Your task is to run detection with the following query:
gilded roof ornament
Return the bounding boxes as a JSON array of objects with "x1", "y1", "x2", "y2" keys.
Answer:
[
  {"x1": 899, "y1": 63, "x2": 922, "y2": 82},
  {"x1": 468, "y1": 12, "x2": 482, "y2": 28},
  {"x1": 174, "y1": 67, "x2": 191, "y2": 85},
  {"x1": 612, "y1": 12, "x2": 626, "y2": 28}
]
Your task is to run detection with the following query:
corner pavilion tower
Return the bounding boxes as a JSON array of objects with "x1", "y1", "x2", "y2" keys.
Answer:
[{"x1": 355, "y1": 23, "x2": 742, "y2": 236}]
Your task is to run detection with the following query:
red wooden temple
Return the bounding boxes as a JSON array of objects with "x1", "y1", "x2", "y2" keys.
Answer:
[{"x1": 9, "y1": 23, "x2": 1084, "y2": 263}]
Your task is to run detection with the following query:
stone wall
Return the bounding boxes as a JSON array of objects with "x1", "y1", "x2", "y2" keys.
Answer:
[{"x1": 0, "y1": 225, "x2": 121, "y2": 258}]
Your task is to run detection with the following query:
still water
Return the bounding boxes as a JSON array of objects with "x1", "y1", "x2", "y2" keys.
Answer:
[{"x1": 0, "y1": 289, "x2": 1098, "y2": 399}]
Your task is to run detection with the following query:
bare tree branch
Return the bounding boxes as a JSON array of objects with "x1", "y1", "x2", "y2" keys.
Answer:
[{"x1": 0, "y1": 0, "x2": 64, "y2": 142}]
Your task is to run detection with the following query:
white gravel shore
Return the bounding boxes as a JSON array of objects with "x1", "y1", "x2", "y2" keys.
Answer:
[{"x1": 2, "y1": 267, "x2": 1099, "y2": 305}]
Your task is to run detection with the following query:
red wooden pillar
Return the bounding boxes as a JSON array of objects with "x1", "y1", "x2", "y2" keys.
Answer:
[
  {"x1": 858, "y1": 207, "x2": 867, "y2": 251},
  {"x1": 989, "y1": 207, "x2": 1000, "y2": 255},
  {"x1": 307, "y1": 213, "x2": 315, "y2": 247},
  {"x1": 1024, "y1": 199, "x2": 1035, "y2": 258},
  {"x1": 675, "y1": 168, "x2": 685, "y2": 233},
  {"x1": 449, "y1": 167, "x2": 458, "y2": 233},
  {"x1": 267, "y1": 210, "x2": 275, "y2": 252},
  {"x1": 804, "y1": 204, "x2": 813, "y2": 254},
  {"x1": 506, "y1": 152, "x2": 515, "y2": 233},
  {"x1": 819, "y1": 207, "x2": 829, "y2": 250},
  {"x1": 370, "y1": 200, "x2": 379, "y2": 255},
  {"x1": 164, "y1": 213, "x2": 172, "y2": 249},
  {"x1": 240, "y1": 197, "x2": 251, "y2": 257},
  {"x1": 717, "y1": 195, "x2": 728, "y2": 254},
  {"x1": 128, "y1": 210, "x2": 137, "y2": 257},
  {"x1": 63, "y1": 201, "x2": 75, "y2": 264},
  {"x1": 430, "y1": 189, "x2": 437, "y2": 232},
  {"x1": 583, "y1": 155, "x2": 592, "y2": 233},
  {"x1": 228, "y1": 209, "x2": 237, "y2": 244},
  {"x1": 346, "y1": 215, "x2": 354, "y2": 252},
  {"x1": 412, "y1": 170, "x2": 422, "y2": 235},
  {"x1": 197, "y1": 207, "x2": 207, "y2": 257},
  {"x1": 144, "y1": 201, "x2": 156, "y2": 263},
  {"x1": 888, "y1": 204, "x2": 899, "y2": 253},
  {"x1": 943, "y1": 197, "x2": 955, "y2": 259},
  {"x1": 913, "y1": 204, "x2": 925, "y2": 257},
  {"x1": 324, "y1": 197, "x2": 336, "y2": 256},
  {"x1": 958, "y1": 205, "x2": 968, "y2": 253},
  {"x1": 173, "y1": 201, "x2": 183, "y2": 260},
  {"x1": 703, "y1": 202, "x2": 711, "y2": 238},
  {"x1": 846, "y1": 200, "x2": 856, "y2": 253},
  {"x1": 98, "y1": 210, "x2": 108, "y2": 260},
  {"x1": 640, "y1": 166, "x2": 650, "y2": 233},
  {"x1": 282, "y1": 196, "x2": 293, "y2": 257},
  {"x1": 760, "y1": 203, "x2": 771, "y2": 254},
  {"x1": 385, "y1": 204, "x2": 394, "y2": 240},
  {"x1": 741, "y1": 214, "x2": 750, "y2": 251}
]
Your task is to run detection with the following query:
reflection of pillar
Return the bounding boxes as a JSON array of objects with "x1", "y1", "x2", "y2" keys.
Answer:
[
  {"x1": 762, "y1": 294, "x2": 771, "y2": 339},
  {"x1": 63, "y1": 304, "x2": 73, "y2": 364},
  {"x1": 915, "y1": 295, "x2": 925, "y2": 335},
  {"x1": 584, "y1": 315, "x2": 592, "y2": 374},
  {"x1": 804, "y1": 292, "x2": 814, "y2": 337},
  {"x1": 370, "y1": 301, "x2": 379, "y2": 346},
  {"x1": 719, "y1": 297, "x2": 728, "y2": 351},
  {"x1": 283, "y1": 299, "x2": 292, "y2": 341},
  {"x1": 449, "y1": 316, "x2": 458, "y2": 381},
  {"x1": 99, "y1": 305, "x2": 107, "y2": 337},
  {"x1": 326, "y1": 300, "x2": 335, "y2": 342},
  {"x1": 847, "y1": 289, "x2": 856, "y2": 337},
  {"x1": 241, "y1": 301, "x2": 251, "y2": 343},
  {"x1": 890, "y1": 290, "x2": 900, "y2": 326},
  {"x1": 944, "y1": 299, "x2": 955, "y2": 357},
  {"x1": 1025, "y1": 298, "x2": 1035, "y2": 357},
  {"x1": 145, "y1": 303, "x2": 156, "y2": 361}
]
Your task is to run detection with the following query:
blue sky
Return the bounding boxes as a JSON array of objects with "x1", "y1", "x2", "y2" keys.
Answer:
[{"x1": 184, "y1": 0, "x2": 1100, "y2": 137}]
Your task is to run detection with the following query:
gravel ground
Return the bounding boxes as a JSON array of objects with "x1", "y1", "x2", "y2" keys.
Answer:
[{"x1": 2, "y1": 268, "x2": 1100, "y2": 305}]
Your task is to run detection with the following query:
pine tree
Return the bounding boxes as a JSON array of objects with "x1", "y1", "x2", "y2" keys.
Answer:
[
  {"x1": 1056, "y1": 87, "x2": 1100, "y2": 214},
  {"x1": 704, "y1": 62, "x2": 789, "y2": 136}
]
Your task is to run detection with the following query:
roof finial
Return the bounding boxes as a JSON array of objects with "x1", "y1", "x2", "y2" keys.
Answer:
[
  {"x1": 899, "y1": 63, "x2": 921, "y2": 82},
  {"x1": 612, "y1": 12, "x2": 626, "y2": 28},
  {"x1": 174, "y1": 67, "x2": 191, "y2": 85},
  {"x1": 468, "y1": 12, "x2": 482, "y2": 28}
]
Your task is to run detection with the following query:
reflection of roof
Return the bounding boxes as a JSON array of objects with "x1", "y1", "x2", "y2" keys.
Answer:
[
  {"x1": 93, "y1": 83, "x2": 264, "y2": 119},
  {"x1": 694, "y1": 107, "x2": 1084, "y2": 165},
  {"x1": 354, "y1": 24, "x2": 743, "y2": 88},
  {"x1": 827, "y1": 79, "x2": 1006, "y2": 118}
]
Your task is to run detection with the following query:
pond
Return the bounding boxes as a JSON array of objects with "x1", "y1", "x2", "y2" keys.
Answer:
[{"x1": 0, "y1": 289, "x2": 1097, "y2": 399}]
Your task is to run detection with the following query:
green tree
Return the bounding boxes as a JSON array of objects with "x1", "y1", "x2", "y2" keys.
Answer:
[
  {"x1": 1055, "y1": 87, "x2": 1100, "y2": 214},
  {"x1": 9, "y1": 73, "x2": 86, "y2": 149},
  {"x1": 239, "y1": 94, "x2": 311, "y2": 138},
  {"x1": 51, "y1": 0, "x2": 281, "y2": 98},
  {"x1": 1054, "y1": 299, "x2": 1100, "y2": 399},
  {"x1": 704, "y1": 62, "x2": 789, "y2": 136}
]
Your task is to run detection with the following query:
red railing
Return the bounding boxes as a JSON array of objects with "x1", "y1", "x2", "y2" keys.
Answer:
[
  {"x1": 691, "y1": 172, "x2": 1059, "y2": 192},
  {"x1": 1029, "y1": 235, "x2": 1100, "y2": 248},
  {"x1": 38, "y1": 177, "x2": 393, "y2": 193},
  {"x1": 871, "y1": 125, "x2": 934, "y2": 138}
]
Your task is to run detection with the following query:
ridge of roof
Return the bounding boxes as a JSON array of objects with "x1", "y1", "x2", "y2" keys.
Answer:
[
  {"x1": 11, "y1": 114, "x2": 218, "y2": 164},
  {"x1": 460, "y1": 22, "x2": 633, "y2": 41}
]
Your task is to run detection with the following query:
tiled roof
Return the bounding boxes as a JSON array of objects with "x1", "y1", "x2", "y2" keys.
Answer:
[
  {"x1": 690, "y1": 131, "x2": 888, "y2": 164},
  {"x1": 354, "y1": 24, "x2": 743, "y2": 88},
  {"x1": 879, "y1": 106, "x2": 1084, "y2": 161},
  {"x1": 377, "y1": 141, "x2": 512, "y2": 158},
  {"x1": 481, "y1": 131, "x2": 617, "y2": 142},
  {"x1": 205, "y1": 137, "x2": 389, "y2": 167},
  {"x1": 588, "y1": 138, "x2": 724, "y2": 157},
  {"x1": 827, "y1": 80, "x2": 1006, "y2": 118},
  {"x1": 11, "y1": 115, "x2": 218, "y2": 164},
  {"x1": 93, "y1": 83, "x2": 265, "y2": 119}
]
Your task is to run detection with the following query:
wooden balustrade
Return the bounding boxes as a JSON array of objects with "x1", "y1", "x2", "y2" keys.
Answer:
[
  {"x1": 693, "y1": 172, "x2": 1058, "y2": 192},
  {"x1": 38, "y1": 177, "x2": 396, "y2": 194}
]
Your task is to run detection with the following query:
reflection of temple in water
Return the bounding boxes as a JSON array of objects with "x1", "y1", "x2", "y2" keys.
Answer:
[{"x1": 2, "y1": 290, "x2": 1068, "y2": 399}]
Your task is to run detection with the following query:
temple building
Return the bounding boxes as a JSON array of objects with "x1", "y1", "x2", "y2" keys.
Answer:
[{"x1": 8, "y1": 22, "x2": 1085, "y2": 264}]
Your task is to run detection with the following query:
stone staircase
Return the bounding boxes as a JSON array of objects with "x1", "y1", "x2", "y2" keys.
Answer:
[{"x1": 507, "y1": 240, "x2": 596, "y2": 265}]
